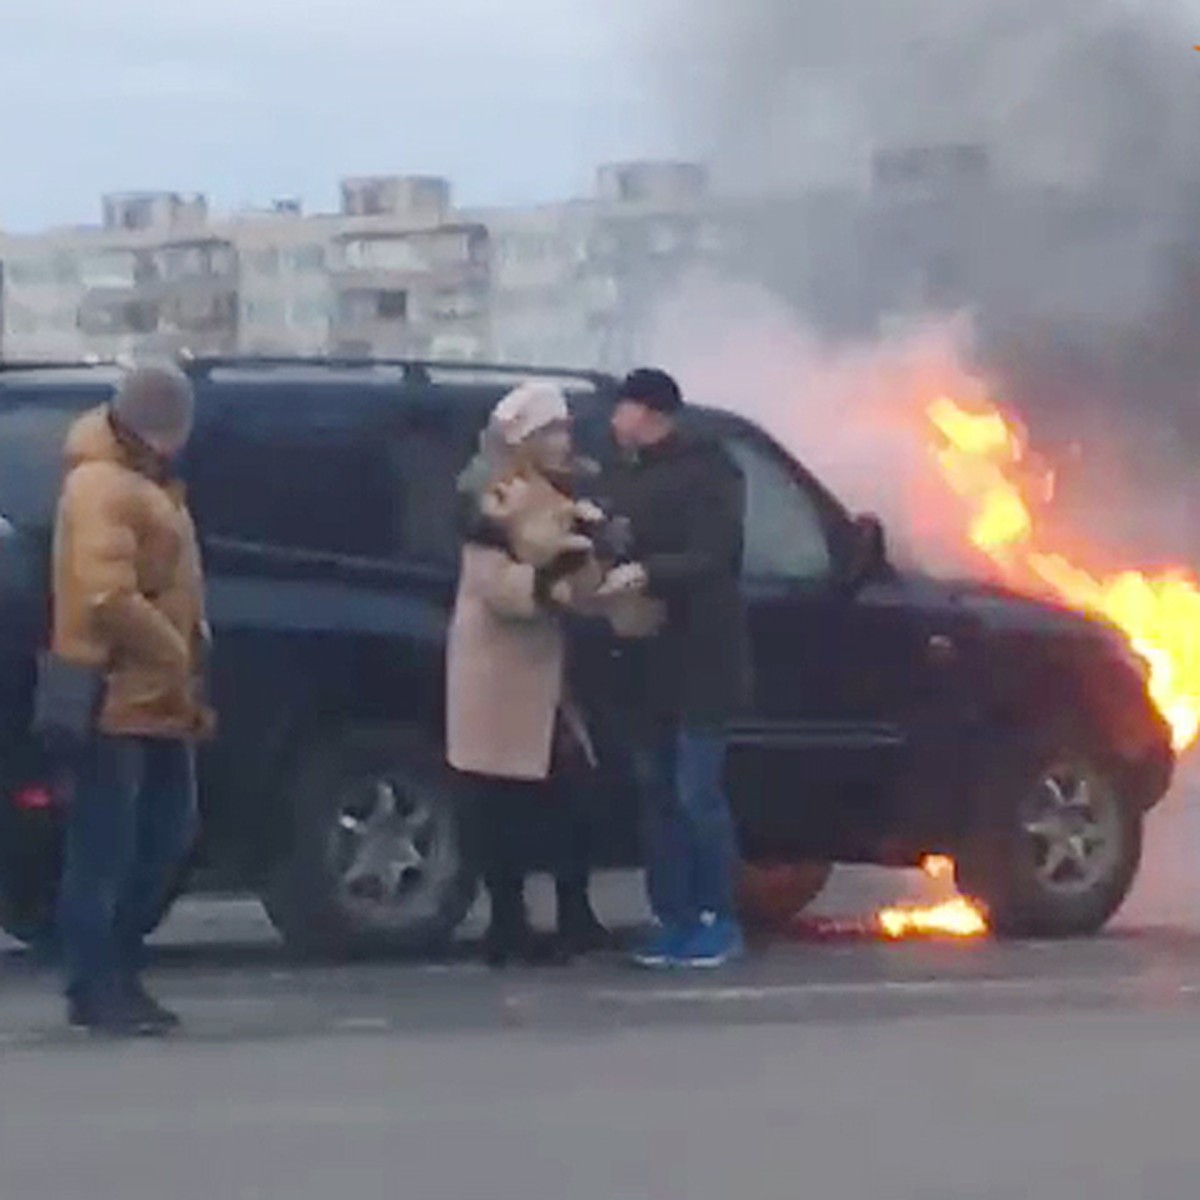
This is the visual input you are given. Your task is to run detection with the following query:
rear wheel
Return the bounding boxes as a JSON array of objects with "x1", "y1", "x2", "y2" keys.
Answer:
[
  {"x1": 0, "y1": 838, "x2": 189, "y2": 951},
  {"x1": 0, "y1": 877, "x2": 57, "y2": 949},
  {"x1": 262, "y1": 724, "x2": 476, "y2": 957},
  {"x1": 737, "y1": 861, "x2": 832, "y2": 930},
  {"x1": 956, "y1": 728, "x2": 1142, "y2": 938}
]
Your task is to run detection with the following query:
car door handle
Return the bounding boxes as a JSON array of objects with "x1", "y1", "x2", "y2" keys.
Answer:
[{"x1": 927, "y1": 634, "x2": 957, "y2": 664}]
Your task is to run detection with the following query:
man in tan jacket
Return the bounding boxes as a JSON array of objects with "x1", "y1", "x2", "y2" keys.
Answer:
[{"x1": 53, "y1": 363, "x2": 213, "y2": 1035}]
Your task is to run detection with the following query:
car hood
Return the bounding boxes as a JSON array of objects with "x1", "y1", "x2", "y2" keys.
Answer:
[{"x1": 893, "y1": 570, "x2": 1122, "y2": 644}]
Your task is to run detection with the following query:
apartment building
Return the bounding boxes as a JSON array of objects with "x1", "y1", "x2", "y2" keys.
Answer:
[
  {"x1": 0, "y1": 161, "x2": 734, "y2": 369},
  {"x1": 19, "y1": 150, "x2": 1159, "y2": 368},
  {"x1": 0, "y1": 191, "x2": 239, "y2": 361}
]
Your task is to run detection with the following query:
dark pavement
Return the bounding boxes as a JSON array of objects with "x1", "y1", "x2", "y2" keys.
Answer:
[{"x1": 2, "y1": 782, "x2": 1200, "y2": 1199}]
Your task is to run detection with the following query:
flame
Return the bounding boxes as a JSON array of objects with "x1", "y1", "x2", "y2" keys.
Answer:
[
  {"x1": 925, "y1": 393, "x2": 1200, "y2": 753},
  {"x1": 878, "y1": 856, "x2": 988, "y2": 939}
]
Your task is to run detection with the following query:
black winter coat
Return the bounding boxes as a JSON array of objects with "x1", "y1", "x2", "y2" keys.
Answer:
[{"x1": 599, "y1": 429, "x2": 750, "y2": 728}]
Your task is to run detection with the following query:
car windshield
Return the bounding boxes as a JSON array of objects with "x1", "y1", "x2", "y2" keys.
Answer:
[{"x1": 0, "y1": 387, "x2": 107, "y2": 530}]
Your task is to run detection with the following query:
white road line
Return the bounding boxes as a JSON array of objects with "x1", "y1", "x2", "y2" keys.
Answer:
[
  {"x1": 586, "y1": 975, "x2": 1193, "y2": 1006},
  {"x1": 332, "y1": 1016, "x2": 392, "y2": 1032}
]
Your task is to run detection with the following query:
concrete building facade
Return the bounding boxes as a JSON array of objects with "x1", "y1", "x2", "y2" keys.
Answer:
[
  {"x1": 0, "y1": 162, "x2": 730, "y2": 370},
  {"x1": 2, "y1": 152, "x2": 1182, "y2": 370}
]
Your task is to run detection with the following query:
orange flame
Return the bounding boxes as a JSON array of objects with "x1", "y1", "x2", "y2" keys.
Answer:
[
  {"x1": 878, "y1": 856, "x2": 988, "y2": 939},
  {"x1": 874, "y1": 385, "x2": 1200, "y2": 941},
  {"x1": 926, "y1": 393, "x2": 1200, "y2": 753}
]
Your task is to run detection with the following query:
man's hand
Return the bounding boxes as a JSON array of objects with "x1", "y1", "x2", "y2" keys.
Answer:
[
  {"x1": 596, "y1": 562, "x2": 649, "y2": 597},
  {"x1": 549, "y1": 578, "x2": 575, "y2": 607},
  {"x1": 573, "y1": 499, "x2": 607, "y2": 526}
]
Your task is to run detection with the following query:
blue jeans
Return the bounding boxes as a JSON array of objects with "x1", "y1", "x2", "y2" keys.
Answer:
[
  {"x1": 58, "y1": 737, "x2": 197, "y2": 996},
  {"x1": 632, "y1": 725, "x2": 739, "y2": 928}
]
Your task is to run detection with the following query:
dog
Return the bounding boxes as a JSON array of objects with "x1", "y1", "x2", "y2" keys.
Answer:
[{"x1": 479, "y1": 469, "x2": 665, "y2": 638}]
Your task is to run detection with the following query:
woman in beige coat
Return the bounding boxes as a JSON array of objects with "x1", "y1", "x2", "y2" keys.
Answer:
[{"x1": 447, "y1": 382, "x2": 609, "y2": 966}]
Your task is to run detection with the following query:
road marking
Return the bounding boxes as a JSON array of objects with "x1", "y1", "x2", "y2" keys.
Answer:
[
  {"x1": 586, "y1": 975, "x2": 1190, "y2": 1006},
  {"x1": 332, "y1": 1016, "x2": 392, "y2": 1032}
]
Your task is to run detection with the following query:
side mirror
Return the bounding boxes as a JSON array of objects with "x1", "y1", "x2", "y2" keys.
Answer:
[{"x1": 843, "y1": 513, "x2": 888, "y2": 592}]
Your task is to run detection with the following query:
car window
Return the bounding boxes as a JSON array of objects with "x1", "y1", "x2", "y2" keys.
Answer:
[
  {"x1": 0, "y1": 387, "x2": 110, "y2": 530},
  {"x1": 189, "y1": 385, "x2": 395, "y2": 559},
  {"x1": 383, "y1": 401, "x2": 478, "y2": 570},
  {"x1": 725, "y1": 436, "x2": 833, "y2": 582}
]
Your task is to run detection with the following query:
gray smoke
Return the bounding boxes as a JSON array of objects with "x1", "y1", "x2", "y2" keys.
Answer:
[
  {"x1": 649, "y1": 0, "x2": 1200, "y2": 567},
  {"x1": 679, "y1": 0, "x2": 1200, "y2": 202},
  {"x1": 664, "y1": 0, "x2": 1200, "y2": 334}
]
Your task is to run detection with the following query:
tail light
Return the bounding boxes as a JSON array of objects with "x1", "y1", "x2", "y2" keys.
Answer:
[{"x1": 12, "y1": 783, "x2": 55, "y2": 812}]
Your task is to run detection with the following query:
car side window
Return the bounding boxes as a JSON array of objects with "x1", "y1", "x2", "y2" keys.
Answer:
[
  {"x1": 383, "y1": 401, "x2": 475, "y2": 570},
  {"x1": 189, "y1": 386, "x2": 394, "y2": 560},
  {"x1": 725, "y1": 437, "x2": 833, "y2": 583}
]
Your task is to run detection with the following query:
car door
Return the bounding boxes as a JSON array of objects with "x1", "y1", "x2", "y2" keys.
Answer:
[{"x1": 722, "y1": 430, "x2": 929, "y2": 861}]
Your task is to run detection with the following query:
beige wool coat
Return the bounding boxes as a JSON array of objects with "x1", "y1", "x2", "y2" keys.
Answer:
[{"x1": 445, "y1": 543, "x2": 568, "y2": 781}]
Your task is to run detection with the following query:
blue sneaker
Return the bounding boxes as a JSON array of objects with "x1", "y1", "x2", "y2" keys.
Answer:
[
  {"x1": 676, "y1": 914, "x2": 745, "y2": 968},
  {"x1": 631, "y1": 924, "x2": 688, "y2": 969}
]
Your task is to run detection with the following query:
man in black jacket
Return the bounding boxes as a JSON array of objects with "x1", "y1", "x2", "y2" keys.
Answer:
[{"x1": 598, "y1": 368, "x2": 749, "y2": 968}]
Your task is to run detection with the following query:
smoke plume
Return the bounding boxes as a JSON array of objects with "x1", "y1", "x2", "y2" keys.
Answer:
[
  {"x1": 647, "y1": 277, "x2": 988, "y2": 575},
  {"x1": 648, "y1": 0, "x2": 1200, "y2": 565},
  {"x1": 677, "y1": 0, "x2": 1200, "y2": 201}
]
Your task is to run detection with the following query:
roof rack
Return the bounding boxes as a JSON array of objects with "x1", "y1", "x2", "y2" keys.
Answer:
[
  {"x1": 0, "y1": 357, "x2": 131, "y2": 371},
  {"x1": 0, "y1": 354, "x2": 620, "y2": 396},
  {"x1": 185, "y1": 355, "x2": 616, "y2": 391}
]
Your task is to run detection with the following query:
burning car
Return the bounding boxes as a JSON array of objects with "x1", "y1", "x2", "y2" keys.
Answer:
[{"x1": 0, "y1": 359, "x2": 1179, "y2": 951}]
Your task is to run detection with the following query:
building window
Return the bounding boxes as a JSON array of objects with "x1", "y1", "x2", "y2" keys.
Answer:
[
  {"x1": 430, "y1": 288, "x2": 483, "y2": 319},
  {"x1": 337, "y1": 289, "x2": 408, "y2": 325},
  {"x1": 77, "y1": 300, "x2": 159, "y2": 336},
  {"x1": 284, "y1": 244, "x2": 325, "y2": 273},
  {"x1": 345, "y1": 180, "x2": 388, "y2": 217},
  {"x1": 288, "y1": 297, "x2": 330, "y2": 327},
  {"x1": 342, "y1": 238, "x2": 425, "y2": 273},
  {"x1": 158, "y1": 243, "x2": 234, "y2": 281},
  {"x1": 162, "y1": 292, "x2": 236, "y2": 334},
  {"x1": 377, "y1": 290, "x2": 409, "y2": 320},
  {"x1": 79, "y1": 249, "x2": 141, "y2": 289},
  {"x1": 245, "y1": 248, "x2": 281, "y2": 277},
  {"x1": 243, "y1": 298, "x2": 285, "y2": 326}
]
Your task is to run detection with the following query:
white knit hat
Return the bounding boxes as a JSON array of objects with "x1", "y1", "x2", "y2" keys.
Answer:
[{"x1": 488, "y1": 381, "x2": 569, "y2": 447}]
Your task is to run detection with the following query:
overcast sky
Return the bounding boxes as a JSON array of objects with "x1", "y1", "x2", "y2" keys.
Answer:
[{"x1": 0, "y1": 0, "x2": 674, "y2": 232}]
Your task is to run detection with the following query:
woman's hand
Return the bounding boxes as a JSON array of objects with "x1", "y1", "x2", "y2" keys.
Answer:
[{"x1": 596, "y1": 562, "x2": 649, "y2": 597}]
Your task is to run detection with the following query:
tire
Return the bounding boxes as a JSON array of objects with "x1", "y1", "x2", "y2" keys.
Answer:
[
  {"x1": 0, "y1": 846, "x2": 188, "y2": 951},
  {"x1": 0, "y1": 879, "x2": 57, "y2": 949},
  {"x1": 736, "y1": 861, "x2": 832, "y2": 930},
  {"x1": 955, "y1": 724, "x2": 1143, "y2": 938},
  {"x1": 262, "y1": 724, "x2": 477, "y2": 957}
]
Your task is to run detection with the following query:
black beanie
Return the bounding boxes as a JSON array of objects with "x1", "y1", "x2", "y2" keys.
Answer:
[{"x1": 619, "y1": 367, "x2": 684, "y2": 414}]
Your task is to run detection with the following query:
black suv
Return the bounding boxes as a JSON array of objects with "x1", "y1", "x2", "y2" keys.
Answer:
[{"x1": 0, "y1": 359, "x2": 1174, "y2": 952}]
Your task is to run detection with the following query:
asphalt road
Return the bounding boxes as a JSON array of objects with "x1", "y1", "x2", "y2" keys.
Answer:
[{"x1": 3, "y1": 784, "x2": 1200, "y2": 1200}]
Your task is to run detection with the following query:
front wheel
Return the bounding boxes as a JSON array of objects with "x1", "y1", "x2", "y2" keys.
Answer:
[
  {"x1": 262, "y1": 724, "x2": 477, "y2": 957},
  {"x1": 956, "y1": 730, "x2": 1143, "y2": 938}
]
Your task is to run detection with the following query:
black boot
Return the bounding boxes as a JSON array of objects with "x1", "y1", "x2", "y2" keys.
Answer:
[
  {"x1": 483, "y1": 889, "x2": 535, "y2": 969},
  {"x1": 121, "y1": 976, "x2": 181, "y2": 1033},
  {"x1": 556, "y1": 884, "x2": 612, "y2": 956},
  {"x1": 67, "y1": 981, "x2": 173, "y2": 1037}
]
